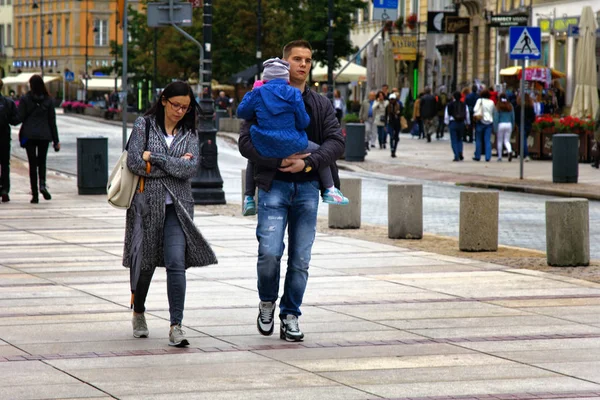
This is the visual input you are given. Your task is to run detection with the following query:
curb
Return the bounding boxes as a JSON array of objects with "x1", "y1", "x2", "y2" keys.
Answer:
[{"x1": 459, "y1": 181, "x2": 600, "y2": 201}]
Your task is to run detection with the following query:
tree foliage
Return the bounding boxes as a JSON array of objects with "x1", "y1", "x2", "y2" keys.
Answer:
[{"x1": 113, "y1": 0, "x2": 366, "y2": 90}]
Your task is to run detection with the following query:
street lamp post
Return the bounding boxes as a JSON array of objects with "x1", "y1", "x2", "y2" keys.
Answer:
[
  {"x1": 326, "y1": 0, "x2": 334, "y2": 103},
  {"x1": 256, "y1": 0, "x2": 262, "y2": 82},
  {"x1": 190, "y1": 0, "x2": 226, "y2": 204},
  {"x1": 32, "y1": 0, "x2": 44, "y2": 77}
]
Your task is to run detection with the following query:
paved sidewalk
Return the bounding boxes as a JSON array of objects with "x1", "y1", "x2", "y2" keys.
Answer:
[
  {"x1": 2, "y1": 161, "x2": 600, "y2": 399},
  {"x1": 337, "y1": 134, "x2": 600, "y2": 200}
]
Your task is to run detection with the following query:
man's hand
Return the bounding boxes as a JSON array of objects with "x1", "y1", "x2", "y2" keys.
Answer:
[
  {"x1": 279, "y1": 153, "x2": 310, "y2": 173},
  {"x1": 181, "y1": 153, "x2": 193, "y2": 160},
  {"x1": 142, "y1": 151, "x2": 151, "y2": 161}
]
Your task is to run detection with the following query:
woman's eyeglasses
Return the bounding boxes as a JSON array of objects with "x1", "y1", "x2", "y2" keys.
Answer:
[{"x1": 167, "y1": 99, "x2": 192, "y2": 114}]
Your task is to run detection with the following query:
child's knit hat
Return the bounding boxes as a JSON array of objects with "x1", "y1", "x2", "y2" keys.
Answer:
[{"x1": 262, "y1": 58, "x2": 290, "y2": 82}]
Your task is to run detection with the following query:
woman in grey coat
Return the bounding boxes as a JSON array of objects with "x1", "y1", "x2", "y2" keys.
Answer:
[{"x1": 124, "y1": 81, "x2": 217, "y2": 347}]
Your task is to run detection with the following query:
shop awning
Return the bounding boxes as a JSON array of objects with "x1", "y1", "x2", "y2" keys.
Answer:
[
  {"x1": 1, "y1": 73, "x2": 60, "y2": 85},
  {"x1": 311, "y1": 59, "x2": 367, "y2": 83},
  {"x1": 500, "y1": 66, "x2": 566, "y2": 79},
  {"x1": 85, "y1": 77, "x2": 122, "y2": 91}
]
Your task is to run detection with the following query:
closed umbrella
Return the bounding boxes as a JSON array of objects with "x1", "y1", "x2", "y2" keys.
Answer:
[
  {"x1": 570, "y1": 6, "x2": 599, "y2": 119},
  {"x1": 128, "y1": 162, "x2": 150, "y2": 308}
]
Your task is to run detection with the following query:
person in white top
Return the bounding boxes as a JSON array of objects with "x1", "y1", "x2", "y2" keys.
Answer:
[{"x1": 472, "y1": 89, "x2": 495, "y2": 162}]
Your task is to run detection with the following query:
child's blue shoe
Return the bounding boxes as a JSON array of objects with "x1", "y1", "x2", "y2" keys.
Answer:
[
  {"x1": 243, "y1": 196, "x2": 257, "y2": 216},
  {"x1": 322, "y1": 188, "x2": 349, "y2": 205}
]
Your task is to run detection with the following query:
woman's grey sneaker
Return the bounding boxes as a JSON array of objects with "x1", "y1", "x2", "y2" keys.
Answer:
[
  {"x1": 257, "y1": 301, "x2": 276, "y2": 336},
  {"x1": 169, "y1": 324, "x2": 189, "y2": 347},
  {"x1": 279, "y1": 314, "x2": 304, "y2": 342},
  {"x1": 132, "y1": 313, "x2": 149, "y2": 338}
]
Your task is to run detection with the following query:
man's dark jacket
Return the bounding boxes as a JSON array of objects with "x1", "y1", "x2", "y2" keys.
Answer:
[
  {"x1": 465, "y1": 92, "x2": 480, "y2": 113},
  {"x1": 0, "y1": 96, "x2": 20, "y2": 142},
  {"x1": 18, "y1": 92, "x2": 59, "y2": 145},
  {"x1": 239, "y1": 85, "x2": 344, "y2": 191},
  {"x1": 419, "y1": 94, "x2": 437, "y2": 119}
]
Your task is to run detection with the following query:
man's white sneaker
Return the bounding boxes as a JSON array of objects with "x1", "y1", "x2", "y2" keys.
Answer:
[
  {"x1": 257, "y1": 301, "x2": 276, "y2": 336},
  {"x1": 280, "y1": 314, "x2": 304, "y2": 342}
]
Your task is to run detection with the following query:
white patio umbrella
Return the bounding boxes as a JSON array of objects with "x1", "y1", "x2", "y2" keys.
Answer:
[
  {"x1": 311, "y1": 59, "x2": 367, "y2": 83},
  {"x1": 570, "y1": 6, "x2": 599, "y2": 119}
]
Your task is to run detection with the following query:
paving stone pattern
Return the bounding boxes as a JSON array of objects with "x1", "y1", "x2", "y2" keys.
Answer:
[{"x1": 1, "y1": 173, "x2": 600, "y2": 399}]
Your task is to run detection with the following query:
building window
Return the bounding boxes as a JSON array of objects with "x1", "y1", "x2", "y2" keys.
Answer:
[
  {"x1": 94, "y1": 19, "x2": 108, "y2": 46},
  {"x1": 411, "y1": 0, "x2": 418, "y2": 14},
  {"x1": 0, "y1": 25, "x2": 5, "y2": 53},
  {"x1": 56, "y1": 19, "x2": 61, "y2": 47},
  {"x1": 32, "y1": 21, "x2": 37, "y2": 48},
  {"x1": 65, "y1": 18, "x2": 69, "y2": 46},
  {"x1": 7, "y1": 23, "x2": 11, "y2": 46},
  {"x1": 362, "y1": 8, "x2": 369, "y2": 22},
  {"x1": 25, "y1": 22, "x2": 29, "y2": 48},
  {"x1": 47, "y1": 20, "x2": 52, "y2": 47},
  {"x1": 17, "y1": 22, "x2": 21, "y2": 48}
]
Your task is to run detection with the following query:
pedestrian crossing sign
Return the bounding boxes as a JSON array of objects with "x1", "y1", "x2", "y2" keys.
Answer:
[{"x1": 509, "y1": 26, "x2": 541, "y2": 60}]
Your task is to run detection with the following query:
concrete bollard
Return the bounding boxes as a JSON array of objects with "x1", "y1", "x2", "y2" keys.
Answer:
[
  {"x1": 459, "y1": 191, "x2": 499, "y2": 251},
  {"x1": 546, "y1": 199, "x2": 590, "y2": 266},
  {"x1": 328, "y1": 178, "x2": 361, "y2": 229},
  {"x1": 388, "y1": 184, "x2": 423, "y2": 239}
]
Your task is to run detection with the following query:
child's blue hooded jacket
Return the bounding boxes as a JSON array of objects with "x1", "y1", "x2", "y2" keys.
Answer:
[{"x1": 236, "y1": 79, "x2": 310, "y2": 158}]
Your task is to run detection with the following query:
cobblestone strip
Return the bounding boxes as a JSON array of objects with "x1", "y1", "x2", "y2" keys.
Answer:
[
  {"x1": 2, "y1": 293, "x2": 600, "y2": 319},
  {"x1": 380, "y1": 391, "x2": 600, "y2": 400},
  {"x1": 3, "y1": 333, "x2": 600, "y2": 363}
]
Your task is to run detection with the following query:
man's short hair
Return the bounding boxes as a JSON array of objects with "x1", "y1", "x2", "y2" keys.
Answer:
[
  {"x1": 382, "y1": 84, "x2": 389, "y2": 89},
  {"x1": 0, "y1": 78, "x2": 3, "y2": 91},
  {"x1": 424, "y1": 86, "x2": 431, "y2": 94},
  {"x1": 283, "y1": 40, "x2": 312, "y2": 59}
]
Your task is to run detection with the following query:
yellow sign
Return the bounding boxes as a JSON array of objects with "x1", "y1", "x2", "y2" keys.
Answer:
[
  {"x1": 391, "y1": 36, "x2": 417, "y2": 61},
  {"x1": 539, "y1": 17, "x2": 579, "y2": 33}
]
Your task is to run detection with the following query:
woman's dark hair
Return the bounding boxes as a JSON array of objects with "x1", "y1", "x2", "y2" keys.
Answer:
[
  {"x1": 29, "y1": 74, "x2": 49, "y2": 97},
  {"x1": 480, "y1": 89, "x2": 491, "y2": 99},
  {"x1": 376, "y1": 91, "x2": 385, "y2": 100},
  {"x1": 145, "y1": 81, "x2": 198, "y2": 134},
  {"x1": 496, "y1": 93, "x2": 513, "y2": 112}
]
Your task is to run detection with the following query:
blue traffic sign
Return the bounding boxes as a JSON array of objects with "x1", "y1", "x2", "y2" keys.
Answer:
[
  {"x1": 373, "y1": 0, "x2": 398, "y2": 8},
  {"x1": 509, "y1": 26, "x2": 541, "y2": 60},
  {"x1": 64, "y1": 71, "x2": 75, "y2": 82}
]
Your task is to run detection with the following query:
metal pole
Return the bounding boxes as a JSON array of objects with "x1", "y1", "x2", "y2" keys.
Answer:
[
  {"x1": 190, "y1": 0, "x2": 225, "y2": 204},
  {"x1": 121, "y1": 0, "x2": 128, "y2": 150},
  {"x1": 326, "y1": 0, "x2": 334, "y2": 102},
  {"x1": 40, "y1": 0, "x2": 44, "y2": 77},
  {"x1": 85, "y1": 0, "x2": 89, "y2": 102},
  {"x1": 256, "y1": 0, "x2": 261, "y2": 82},
  {"x1": 153, "y1": 28, "x2": 157, "y2": 101},
  {"x1": 452, "y1": 34, "x2": 458, "y2": 92},
  {"x1": 114, "y1": 9, "x2": 118, "y2": 94},
  {"x1": 519, "y1": 58, "x2": 525, "y2": 179}
]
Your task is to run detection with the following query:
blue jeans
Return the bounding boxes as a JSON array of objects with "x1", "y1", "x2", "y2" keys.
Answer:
[
  {"x1": 448, "y1": 121, "x2": 464, "y2": 160},
  {"x1": 474, "y1": 123, "x2": 492, "y2": 161},
  {"x1": 377, "y1": 125, "x2": 387, "y2": 147},
  {"x1": 133, "y1": 205, "x2": 187, "y2": 326},
  {"x1": 256, "y1": 180, "x2": 319, "y2": 317}
]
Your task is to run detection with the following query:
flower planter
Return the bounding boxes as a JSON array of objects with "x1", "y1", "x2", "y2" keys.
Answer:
[{"x1": 540, "y1": 129, "x2": 554, "y2": 159}]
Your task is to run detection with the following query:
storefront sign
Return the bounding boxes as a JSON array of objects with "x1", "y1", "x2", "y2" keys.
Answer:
[
  {"x1": 391, "y1": 36, "x2": 417, "y2": 61},
  {"x1": 427, "y1": 11, "x2": 457, "y2": 34},
  {"x1": 446, "y1": 17, "x2": 470, "y2": 34},
  {"x1": 489, "y1": 14, "x2": 528, "y2": 27},
  {"x1": 538, "y1": 17, "x2": 579, "y2": 33}
]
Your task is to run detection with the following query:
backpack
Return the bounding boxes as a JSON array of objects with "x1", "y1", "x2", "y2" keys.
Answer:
[{"x1": 450, "y1": 101, "x2": 466, "y2": 122}]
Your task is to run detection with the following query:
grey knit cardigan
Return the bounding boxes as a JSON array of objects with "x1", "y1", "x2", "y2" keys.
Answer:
[{"x1": 122, "y1": 115, "x2": 217, "y2": 271}]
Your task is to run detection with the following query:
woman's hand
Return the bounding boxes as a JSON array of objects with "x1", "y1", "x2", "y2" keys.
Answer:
[
  {"x1": 142, "y1": 151, "x2": 151, "y2": 161},
  {"x1": 181, "y1": 153, "x2": 193, "y2": 160}
]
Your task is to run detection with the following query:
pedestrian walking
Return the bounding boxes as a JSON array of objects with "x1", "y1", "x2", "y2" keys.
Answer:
[
  {"x1": 472, "y1": 89, "x2": 495, "y2": 162},
  {"x1": 419, "y1": 87, "x2": 437, "y2": 142},
  {"x1": 515, "y1": 93, "x2": 536, "y2": 162},
  {"x1": 465, "y1": 85, "x2": 479, "y2": 143},
  {"x1": 593, "y1": 108, "x2": 600, "y2": 169},
  {"x1": 445, "y1": 91, "x2": 469, "y2": 162},
  {"x1": 0, "y1": 79, "x2": 21, "y2": 203},
  {"x1": 372, "y1": 91, "x2": 388, "y2": 149},
  {"x1": 124, "y1": 81, "x2": 217, "y2": 347},
  {"x1": 238, "y1": 40, "x2": 345, "y2": 342},
  {"x1": 413, "y1": 93, "x2": 423, "y2": 139},
  {"x1": 17, "y1": 75, "x2": 60, "y2": 204},
  {"x1": 237, "y1": 57, "x2": 348, "y2": 209},
  {"x1": 359, "y1": 91, "x2": 377, "y2": 150},
  {"x1": 386, "y1": 94, "x2": 402, "y2": 158},
  {"x1": 493, "y1": 93, "x2": 515, "y2": 162},
  {"x1": 436, "y1": 87, "x2": 448, "y2": 139},
  {"x1": 333, "y1": 89, "x2": 346, "y2": 123}
]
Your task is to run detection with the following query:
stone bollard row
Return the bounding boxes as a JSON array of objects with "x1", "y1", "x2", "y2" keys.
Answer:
[
  {"x1": 546, "y1": 199, "x2": 589, "y2": 266},
  {"x1": 328, "y1": 178, "x2": 362, "y2": 229},
  {"x1": 388, "y1": 184, "x2": 423, "y2": 239},
  {"x1": 459, "y1": 192, "x2": 499, "y2": 252}
]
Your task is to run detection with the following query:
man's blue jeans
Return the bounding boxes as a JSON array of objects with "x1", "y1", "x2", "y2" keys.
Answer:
[
  {"x1": 474, "y1": 122, "x2": 493, "y2": 161},
  {"x1": 448, "y1": 121, "x2": 464, "y2": 161},
  {"x1": 256, "y1": 180, "x2": 319, "y2": 317}
]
